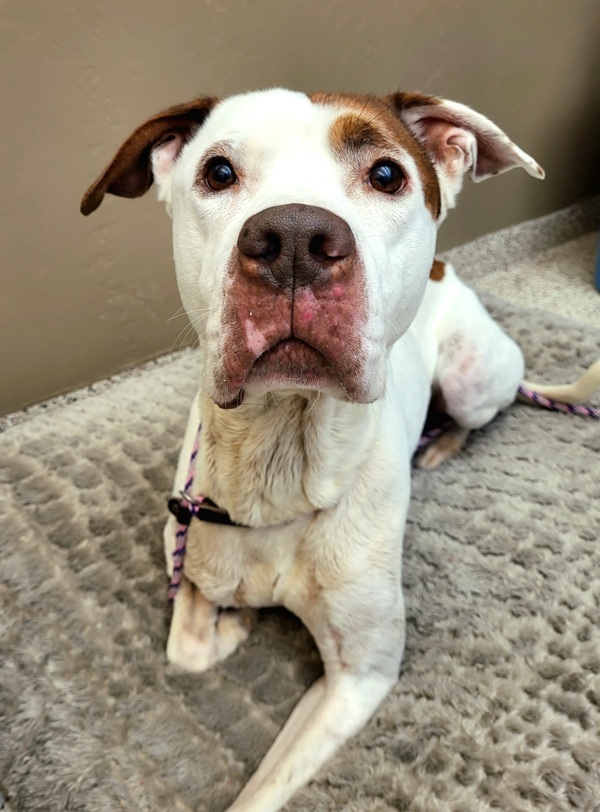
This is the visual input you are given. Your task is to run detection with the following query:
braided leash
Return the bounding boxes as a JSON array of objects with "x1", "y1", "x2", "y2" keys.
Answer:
[
  {"x1": 517, "y1": 384, "x2": 600, "y2": 418},
  {"x1": 168, "y1": 384, "x2": 599, "y2": 600},
  {"x1": 168, "y1": 424, "x2": 203, "y2": 600}
]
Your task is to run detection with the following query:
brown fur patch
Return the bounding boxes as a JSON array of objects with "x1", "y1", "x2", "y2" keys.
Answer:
[
  {"x1": 417, "y1": 426, "x2": 470, "y2": 470},
  {"x1": 430, "y1": 259, "x2": 446, "y2": 281},
  {"x1": 233, "y1": 579, "x2": 246, "y2": 605},
  {"x1": 306, "y1": 567, "x2": 323, "y2": 602},
  {"x1": 386, "y1": 91, "x2": 442, "y2": 111},
  {"x1": 328, "y1": 622, "x2": 348, "y2": 668},
  {"x1": 329, "y1": 113, "x2": 391, "y2": 155},
  {"x1": 312, "y1": 91, "x2": 440, "y2": 219}
]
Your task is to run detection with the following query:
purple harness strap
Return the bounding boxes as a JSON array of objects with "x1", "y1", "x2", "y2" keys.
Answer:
[{"x1": 168, "y1": 384, "x2": 599, "y2": 600}]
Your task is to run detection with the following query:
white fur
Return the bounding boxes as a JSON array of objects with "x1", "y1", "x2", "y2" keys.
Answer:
[{"x1": 148, "y1": 89, "x2": 538, "y2": 811}]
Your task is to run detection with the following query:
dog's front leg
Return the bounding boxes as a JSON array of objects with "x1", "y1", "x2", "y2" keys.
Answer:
[
  {"x1": 167, "y1": 576, "x2": 255, "y2": 672},
  {"x1": 227, "y1": 595, "x2": 403, "y2": 812},
  {"x1": 228, "y1": 669, "x2": 395, "y2": 812}
]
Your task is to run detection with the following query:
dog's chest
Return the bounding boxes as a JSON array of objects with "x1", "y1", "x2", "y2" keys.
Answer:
[
  {"x1": 183, "y1": 518, "x2": 309, "y2": 608},
  {"x1": 180, "y1": 394, "x2": 380, "y2": 608},
  {"x1": 195, "y1": 394, "x2": 375, "y2": 525},
  {"x1": 196, "y1": 398, "x2": 315, "y2": 527}
]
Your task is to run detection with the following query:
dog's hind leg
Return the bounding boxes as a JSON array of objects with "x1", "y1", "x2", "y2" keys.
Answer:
[
  {"x1": 417, "y1": 269, "x2": 524, "y2": 468},
  {"x1": 166, "y1": 576, "x2": 255, "y2": 672},
  {"x1": 436, "y1": 323, "x2": 523, "y2": 429},
  {"x1": 417, "y1": 424, "x2": 471, "y2": 469}
]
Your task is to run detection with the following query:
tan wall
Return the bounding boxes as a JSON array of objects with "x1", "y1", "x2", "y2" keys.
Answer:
[{"x1": 1, "y1": 0, "x2": 599, "y2": 415}]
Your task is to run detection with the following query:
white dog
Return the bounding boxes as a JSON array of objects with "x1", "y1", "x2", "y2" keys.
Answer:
[{"x1": 82, "y1": 88, "x2": 590, "y2": 811}]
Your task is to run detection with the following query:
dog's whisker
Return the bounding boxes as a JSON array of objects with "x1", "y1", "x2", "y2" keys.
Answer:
[
  {"x1": 268, "y1": 392, "x2": 300, "y2": 428},
  {"x1": 305, "y1": 390, "x2": 321, "y2": 416},
  {"x1": 167, "y1": 306, "x2": 212, "y2": 324},
  {"x1": 170, "y1": 320, "x2": 201, "y2": 353},
  {"x1": 358, "y1": 90, "x2": 376, "y2": 118},
  {"x1": 167, "y1": 304, "x2": 188, "y2": 323}
]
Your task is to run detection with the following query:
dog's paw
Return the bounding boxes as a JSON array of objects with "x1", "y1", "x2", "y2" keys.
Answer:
[
  {"x1": 167, "y1": 608, "x2": 257, "y2": 673},
  {"x1": 216, "y1": 608, "x2": 257, "y2": 660},
  {"x1": 417, "y1": 427, "x2": 470, "y2": 469}
]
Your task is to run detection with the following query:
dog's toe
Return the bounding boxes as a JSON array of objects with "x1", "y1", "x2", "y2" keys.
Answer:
[{"x1": 417, "y1": 427, "x2": 470, "y2": 469}]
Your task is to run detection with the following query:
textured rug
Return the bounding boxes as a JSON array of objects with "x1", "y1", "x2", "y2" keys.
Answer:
[
  {"x1": 1, "y1": 297, "x2": 600, "y2": 811},
  {"x1": 459, "y1": 231, "x2": 600, "y2": 331}
]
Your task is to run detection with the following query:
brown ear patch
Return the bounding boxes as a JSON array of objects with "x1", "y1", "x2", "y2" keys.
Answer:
[
  {"x1": 429, "y1": 259, "x2": 446, "y2": 281},
  {"x1": 80, "y1": 96, "x2": 219, "y2": 216}
]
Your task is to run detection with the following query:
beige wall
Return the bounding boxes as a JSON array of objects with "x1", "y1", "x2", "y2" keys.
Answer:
[{"x1": 1, "y1": 0, "x2": 599, "y2": 415}]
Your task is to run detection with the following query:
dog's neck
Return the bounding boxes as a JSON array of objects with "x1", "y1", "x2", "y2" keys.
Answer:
[{"x1": 197, "y1": 391, "x2": 379, "y2": 527}]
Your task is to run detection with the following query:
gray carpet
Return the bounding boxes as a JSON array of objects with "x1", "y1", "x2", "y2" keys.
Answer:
[{"x1": 2, "y1": 234, "x2": 600, "y2": 810}]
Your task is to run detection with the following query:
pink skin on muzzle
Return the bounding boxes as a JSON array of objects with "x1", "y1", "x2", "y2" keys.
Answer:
[{"x1": 215, "y1": 248, "x2": 369, "y2": 408}]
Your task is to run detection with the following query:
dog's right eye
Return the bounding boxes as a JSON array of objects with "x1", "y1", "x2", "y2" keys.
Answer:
[{"x1": 205, "y1": 158, "x2": 237, "y2": 191}]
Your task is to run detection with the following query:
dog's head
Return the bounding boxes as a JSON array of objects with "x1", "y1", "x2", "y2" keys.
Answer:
[{"x1": 82, "y1": 89, "x2": 543, "y2": 408}]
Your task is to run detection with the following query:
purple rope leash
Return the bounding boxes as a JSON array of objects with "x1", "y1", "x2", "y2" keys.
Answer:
[
  {"x1": 168, "y1": 383, "x2": 599, "y2": 600},
  {"x1": 517, "y1": 384, "x2": 600, "y2": 418},
  {"x1": 168, "y1": 423, "x2": 203, "y2": 600}
]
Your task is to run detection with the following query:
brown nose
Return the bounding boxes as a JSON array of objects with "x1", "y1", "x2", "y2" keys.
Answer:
[{"x1": 237, "y1": 204, "x2": 355, "y2": 289}]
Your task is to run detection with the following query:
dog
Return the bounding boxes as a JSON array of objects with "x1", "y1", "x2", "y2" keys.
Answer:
[{"x1": 81, "y1": 87, "x2": 583, "y2": 811}]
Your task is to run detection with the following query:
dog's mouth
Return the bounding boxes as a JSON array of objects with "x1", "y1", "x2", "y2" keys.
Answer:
[
  {"x1": 214, "y1": 337, "x2": 342, "y2": 409},
  {"x1": 248, "y1": 337, "x2": 336, "y2": 389}
]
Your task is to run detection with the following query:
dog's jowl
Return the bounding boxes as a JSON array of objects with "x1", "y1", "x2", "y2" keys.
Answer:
[{"x1": 82, "y1": 88, "x2": 544, "y2": 812}]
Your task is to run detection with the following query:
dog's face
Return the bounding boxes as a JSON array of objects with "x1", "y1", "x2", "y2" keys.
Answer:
[
  {"x1": 161, "y1": 90, "x2": 441, "y2": 408},
  {"x1": 82, "y1": 89, "x2": 543, "y2": 408}
]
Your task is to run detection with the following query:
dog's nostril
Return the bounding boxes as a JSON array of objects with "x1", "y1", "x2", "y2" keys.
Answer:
[
  {"x1": 309, "y1": 235, "x2": 327, "y2": 262},
  {"x1": 262, "y1": 232, "x2": 281, "y2": 262},
  {"x1": 309, "y1": 234, "x2": 342, "y2": 262},
  {"x1": 309, "y1": 228, "x2": 354, "y2": 262},
  {"x1": 240, "y1": 230, "x2": 281, "y2": 262}
]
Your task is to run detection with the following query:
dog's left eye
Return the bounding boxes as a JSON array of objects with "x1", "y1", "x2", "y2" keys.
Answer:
[
  {"x1": 369, "y1": 161, "x2": 405, "y2": 194},
  {"x1": 205, "y1": 158, "x2": 237, "y2": 191}
]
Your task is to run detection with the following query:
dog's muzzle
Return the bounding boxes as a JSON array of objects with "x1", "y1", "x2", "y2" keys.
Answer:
[{"x1": 215, "y1": 203, "x2": 374, "y2": 408}]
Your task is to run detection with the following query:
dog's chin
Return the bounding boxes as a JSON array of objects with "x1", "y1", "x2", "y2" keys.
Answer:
[{"x1": 213, "y1": 338, "x2": 380, "y2": 407}]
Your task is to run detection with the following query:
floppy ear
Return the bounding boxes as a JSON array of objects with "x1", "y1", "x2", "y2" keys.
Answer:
[
  {"x1": 386, "y1": 92, "x2": 544, "y2": 219},
  {"x1": 80, "y1": 96, "x2": 219, "y2": 216}
]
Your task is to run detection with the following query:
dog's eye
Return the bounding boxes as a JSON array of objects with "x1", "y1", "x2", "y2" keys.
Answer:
[
  {"x1": 369, "y1": 161, "x2": 405, "y2": 194},
  {"x1": 205, "y1": 158, "x2": 237, "y2": 191}
]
